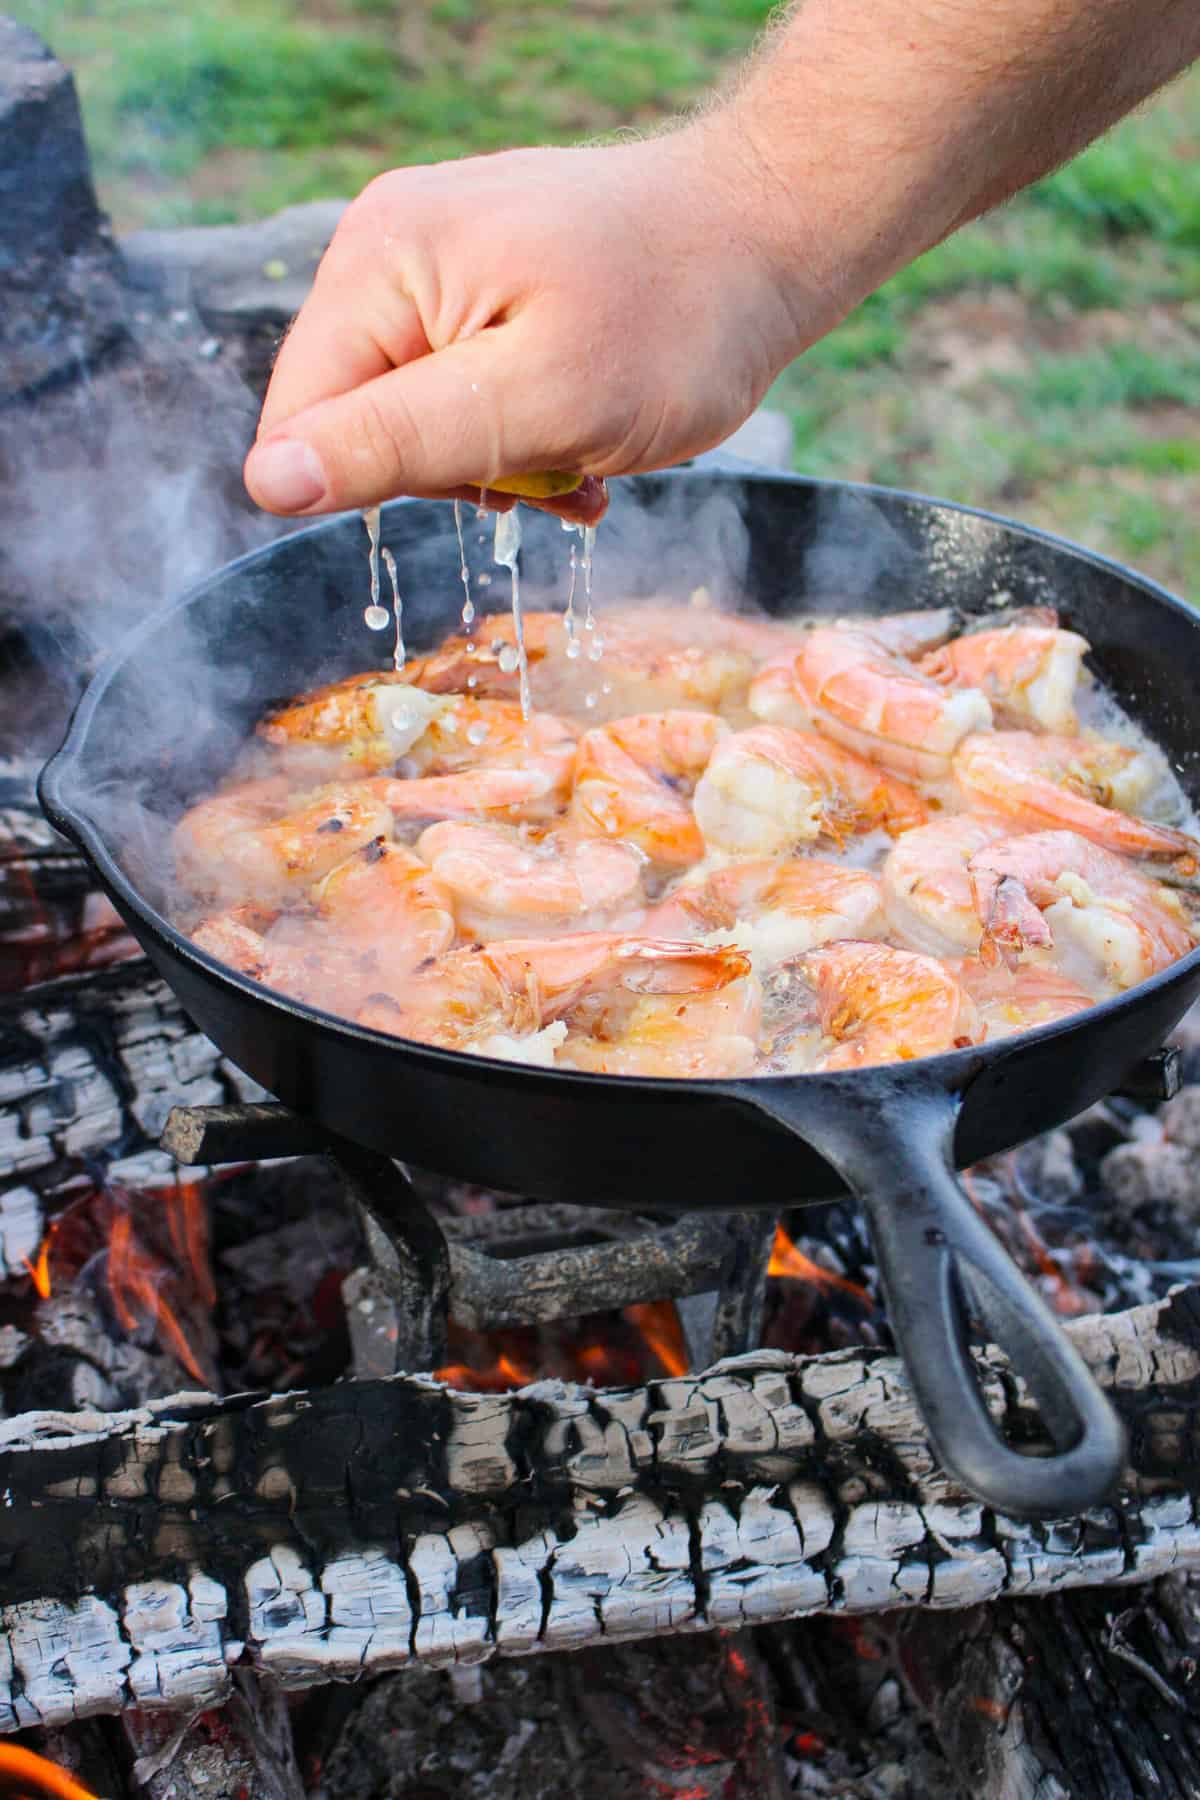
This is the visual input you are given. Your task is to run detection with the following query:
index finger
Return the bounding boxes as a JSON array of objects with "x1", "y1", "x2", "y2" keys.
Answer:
[{"x1": 257, "y1": 253, "x2": 431, "y2": 441}]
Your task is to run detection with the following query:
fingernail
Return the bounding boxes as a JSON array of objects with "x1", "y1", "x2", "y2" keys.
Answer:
[{"x1": 247, "y1": 438, "x2": 327, "y2": 512}]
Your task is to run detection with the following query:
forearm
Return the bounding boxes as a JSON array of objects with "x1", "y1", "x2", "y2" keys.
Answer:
[{"x1": 695, "y1": 0, "x2": 1200, "y2": 338}]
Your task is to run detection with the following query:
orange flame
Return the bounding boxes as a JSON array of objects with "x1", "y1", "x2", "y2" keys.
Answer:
[
  {"x1": 436, "y1": 1351, "x2": 537, "y2": 1393},
  {"x1": 768, "y1": 1226, "x2": 871, "y2": 1304},
  {"x1": 0, "y1": 1745, "x2": 101, "y2": 1799},
  {"x1": 23, "y1": 1233, "x2": 52, "y2": 1299},
  {"x1": 163, "y1": 1182, "x2": 217, "y2": 1310},
  {"x1": 108, "y1": 1211, "x2": 208, "y2": 1387},
  {"x1": 626, "y1": 1300, "x2": 689, "y2": 1377}
]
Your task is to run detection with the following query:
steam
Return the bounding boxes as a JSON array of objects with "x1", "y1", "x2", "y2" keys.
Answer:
[{"x1": 0, "y1": 304, "x2": 289, "y2": 760}]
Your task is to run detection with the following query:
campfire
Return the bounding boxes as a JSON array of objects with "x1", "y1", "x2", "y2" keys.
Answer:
[{"x1": 4, "y1": 22, "x2": 1200, "y2": 1800}]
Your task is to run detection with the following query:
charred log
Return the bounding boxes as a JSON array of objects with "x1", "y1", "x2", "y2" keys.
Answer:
[
  {"x1": 0, "y1": 1287, "x2": 1197, "y2": 1725},
  {"x1": 899, "y1": 1571, "x2": 1200, "y2": 1800}
]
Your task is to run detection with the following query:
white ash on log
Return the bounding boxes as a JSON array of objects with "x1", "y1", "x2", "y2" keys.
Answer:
[
  {"x1": 0, "y1": 964, "x2": 265, "y2": 1261},
  {"x1": 0, "y1": 1286, "x2": 1197, "y2": 1727}
]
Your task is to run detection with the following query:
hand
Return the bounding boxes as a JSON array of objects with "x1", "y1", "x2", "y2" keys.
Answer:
[{"x1": 243, "y1": 130, "x2": 835, "y2": 525}]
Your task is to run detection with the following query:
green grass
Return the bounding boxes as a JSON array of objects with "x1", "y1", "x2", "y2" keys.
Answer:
[{"x1": 7, "y1": 0, "x2": 1200, "y2": 594}]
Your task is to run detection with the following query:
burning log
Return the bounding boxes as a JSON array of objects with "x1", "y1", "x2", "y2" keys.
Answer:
[{"x1": 0, "y1": 1285, "x2": 1197, "y2": 1727}]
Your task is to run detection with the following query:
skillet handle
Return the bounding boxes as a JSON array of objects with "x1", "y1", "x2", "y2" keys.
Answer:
[{"x1": 740, "y1": 1071, "x2": 1126, "y2": 1519}]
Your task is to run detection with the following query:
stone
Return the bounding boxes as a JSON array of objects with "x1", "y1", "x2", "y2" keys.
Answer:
[
  {"x1": 0, "y1": 19, "x2": 127, "y2": 400},
  {"x1": 122, "y1": 200, "x2": 348, "y2": 396}
]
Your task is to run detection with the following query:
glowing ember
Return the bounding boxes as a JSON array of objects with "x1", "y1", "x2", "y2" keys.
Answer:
[
  {"x1": 436, "y1": 1299, "x2": 691, "y2": 1390},
  {"x1": 0, "y1": 1744, "x2": 101, "y2": 1799},
  {"x1": 768, "y1": 1226, "x2": 872, "y2": 1304}
]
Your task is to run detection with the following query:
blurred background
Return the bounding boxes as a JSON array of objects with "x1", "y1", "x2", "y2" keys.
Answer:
[{"x1": 10, "y1": 0, "x2": 1200, "y2": 592}]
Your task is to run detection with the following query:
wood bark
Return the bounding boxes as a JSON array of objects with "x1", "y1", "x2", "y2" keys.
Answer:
[{"x1": 0, "y1": 1286, "x2": 1197, "y2": 1728}]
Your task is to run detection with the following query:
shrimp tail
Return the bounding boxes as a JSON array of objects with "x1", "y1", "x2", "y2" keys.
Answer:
[{"x1": 973, "y1": 871, "x2": 1054, "y2": 970}]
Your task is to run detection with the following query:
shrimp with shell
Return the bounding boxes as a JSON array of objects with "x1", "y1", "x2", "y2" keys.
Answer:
[
  {"x1": 417, "y1": 820, "x2": 645, "y2": 940},
  {"x1": 359, "y1": 932, "x2": 755, "y2": 1073},
  {"x1": 570, "y1": 710, "x2": 728, "y2": 866},
  {"x1": 967, "y1": 829, "x2": 1196, "y2": 990},
  {"x1": 784, "y1": 940, "x2": 984, "y2": 1071},
  {"x1": 645, "y1": 857, "x2": 886, "y2": 966},
  {"x1": 749, "y1": 621, "x2": 990, "y2": 780},
  {"x1": 954, "y1": 731, "x2": 1200, "y2": 876},
  {"x1": 920, "y1": 611, "x2": 1089, "y2": 732},
  {"x1": 881, "y1": 814, "x2": 1017, "y2": 956},
  {"x1": 692, "y1": 725, "x2": 925, "y2": 857},
  {"x1": 944, "y1": 958, "x2": 1094, "y2": 1040},
  {"x1": 173, "y1": 783, "x2": 393, "y2": 905}
]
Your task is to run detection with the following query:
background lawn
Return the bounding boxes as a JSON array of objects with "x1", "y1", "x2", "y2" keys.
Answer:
[{"x1": 13, "y1": 0, "x2": 1200, "y2": 593}]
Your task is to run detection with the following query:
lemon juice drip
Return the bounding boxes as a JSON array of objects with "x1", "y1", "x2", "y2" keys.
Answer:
[
  {"x1": 361, "y1": 506, "x2": 389, "y2": 632},
  {"x1": 453, "y1": 500, "x2": 476, "y2": 633},
  {"x1": 493, "y1": 509, "x2": 531, "y2": 719},
  {"x1": 381, "y1": 547, "x2": 406, "y2": 671}
]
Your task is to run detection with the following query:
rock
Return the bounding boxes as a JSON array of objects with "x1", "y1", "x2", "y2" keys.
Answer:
[
  {"x1": 0, "y1": 18, "x2": 127, "y2": 400},
  {"x1": 1101, "y1": 1139, "x2": 1199, "y2": 1213},
  {"x1": 122, "y1": 200, "x2": 348, "y2": 396},
  {"x1": 1162, "y1": 1085, "x2": 1200, "y2": 1153}
]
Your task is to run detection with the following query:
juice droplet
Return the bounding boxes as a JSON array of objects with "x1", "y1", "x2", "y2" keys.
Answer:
[
  {"x1": 381, "y1": 546, "x2": 406, "y2": 671},
  {"x1": 565, "y1": 637, "x2": 582, "y2": 661},
  {"x1": 493, "y1": 510, "x2": 531, "y2": 720},
  {"x1": 453, "y1": 500, "x2": 476, "y2": 635},
  {"x1": 587, "y1": 636, "x2": 604, "y2": 663},
  {"x1": 563, "y1": 531, "x2": 580, "y2": 657},
  {"x1": 497, "y1": 644, "x2": 520, "y2": 674},
  {"x1": 364, "y1": 605, "x2": 390, "y2": 630},
  {"x1": 584, "y1": 691, "x2": 598, "y2": 709},
  {"x1": 477, "y1": 571, "x2": 492, "y2": 588},
  {"x1": 466, "y1": 720, "x2": 489, "y2": 746},
  {"x1": 362, "y1": 504, "x2": 382, "y2": 616}
]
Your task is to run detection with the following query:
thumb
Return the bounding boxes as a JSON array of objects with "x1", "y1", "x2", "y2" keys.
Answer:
[{"x1": 243, "y1": 327, "x2": 597, "y2": 516}]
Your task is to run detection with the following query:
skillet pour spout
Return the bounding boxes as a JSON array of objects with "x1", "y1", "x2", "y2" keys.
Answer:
[{"x1": 38, "y1": 469, "x2": 1200, "y2": 1520}]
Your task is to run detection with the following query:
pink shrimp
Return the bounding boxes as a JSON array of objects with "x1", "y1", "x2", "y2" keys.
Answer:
[
  {"x1": 358, "y1": 932, "x2": 752, "y2": 1068},
  {"x1": 692, "y1": 725, "x2": 926, "y2": 857},
  {"x1": 944, "y1": 958, "x2": 1094, "y2": 1040},
  {"x1": 570, "y1": 711, "x2": 728, "y2": 866},
  {"x1": 417, "y1": 820, "x2": 645, "y2": 940},
  {"x1": 954, "y1": 732, "x2": 1200, "y2": 875},
  {"x1": 921, "y1": 616, "x2": 1089, "y2": 731},
  {"x1": 881, "y1": 814, "x2": 1016, "y2": 955},
  {"x1": 967, "y1": 830, "x2": 1196, "y2": 989},
  {"x1": 645, "y1": 857, "x2": 886, "y2": 965},
  {"x1": 190, "y1": 906, "x2": 378, "y2": 1015},
  {"x1": 792, "y1": 940, "x2": 984, "y2": 1070},
  {"x1": 749, "y1": 625, "x2": 993, "y2": 780},
  {"x1": 173, "y1": 784, "x2": 392, "y2": 905},
  {"x1": 315, "y1": 838, "x2": 457, "y2": 973},
  {"x1": 559, "y1": 976, "x2": 763, "y2": 1077}
]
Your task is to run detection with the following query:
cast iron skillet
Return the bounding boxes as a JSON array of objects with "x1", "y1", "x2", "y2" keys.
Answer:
[{"x1": 39, "y1": 468, "x2": 1200, "y2": 1520}]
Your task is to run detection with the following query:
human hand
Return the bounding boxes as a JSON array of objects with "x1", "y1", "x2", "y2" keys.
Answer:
[{"x1": 243, "y1": 130, "x2": 839, "y2": 525}]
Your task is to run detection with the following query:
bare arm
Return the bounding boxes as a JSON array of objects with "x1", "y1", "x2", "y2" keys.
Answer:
[{"x1": 245, "y1": 0, "x2": 1200, "y2": 520}]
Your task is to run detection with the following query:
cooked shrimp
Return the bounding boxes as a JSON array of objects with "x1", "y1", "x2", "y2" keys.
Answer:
[
  {"x1": 174, "y1": 784, "x2": 392, "y2": 904},
  {"x1": 191, "y1": 907, "x2": 375, "y2": 1013},
  {"x1": 881, "y1": 814, "x2": 1015, "y2": 955},
  {"x1": 260, "y1": 678, "x2": 577, "y2": 812},
  {"x1": 954, "y1": 731, "x2": 1199, "y2": 874},
  {"x1": 967, "y1": 830, "x2": 1196, "y2": 990},
  {"x1": 792, "y1": 941, "x2": 984, "y2": 1070},
  {"x1": 418, "y1": 820, "x2": 645, "y2": 939},
  {"x1": 645, "y1": 857, "x2": 885, "y2": 965},
  {"x1": 359, "y1": 932, "x2": 751, "y2": 1067},
  {"x1": 352, "y1": 700, "x2": 577, "y2": 824},
  {"x1": 559, "y1": 976, "x2": 763, "y2": 1077},
  {"x1": 692, "y1": 725, "x2": 925, "y2": 857},
  {"x1": 750, "y1": 626, "x2": 992, "y2": 780},
  {"x1": 570, "y1": 711, "x2": 727, "y2": 866},
  {"x1": 259, "y1": 673, "x2": 448, "y2": 771},
  {"x1": 944, "y1": 958, "x2": 1094, "y2": 1039},
  {"x1": 172, "y1": 776, "x2": 292, "y2": 896},
  {"x1": 316, "y1": 838, "x2": 456, "y2": 973},
  {"x1": 921, "y1": 620, "x2": 1089, "y2": 731}
]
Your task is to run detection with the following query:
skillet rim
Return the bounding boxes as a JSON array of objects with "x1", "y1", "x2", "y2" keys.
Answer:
[{"x1": 38, "y1": 467, "x2": 1200, "y2": 1102}]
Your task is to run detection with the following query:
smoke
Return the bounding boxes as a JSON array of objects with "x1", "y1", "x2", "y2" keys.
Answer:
[{"x1": 0, "y1": 303, "x2": 290, "y2": 761}]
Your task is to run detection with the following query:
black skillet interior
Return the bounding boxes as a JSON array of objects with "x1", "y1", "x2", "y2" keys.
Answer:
[{"x1": 40, "y1": 466, "x2": 1200, "y2": 1516}]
